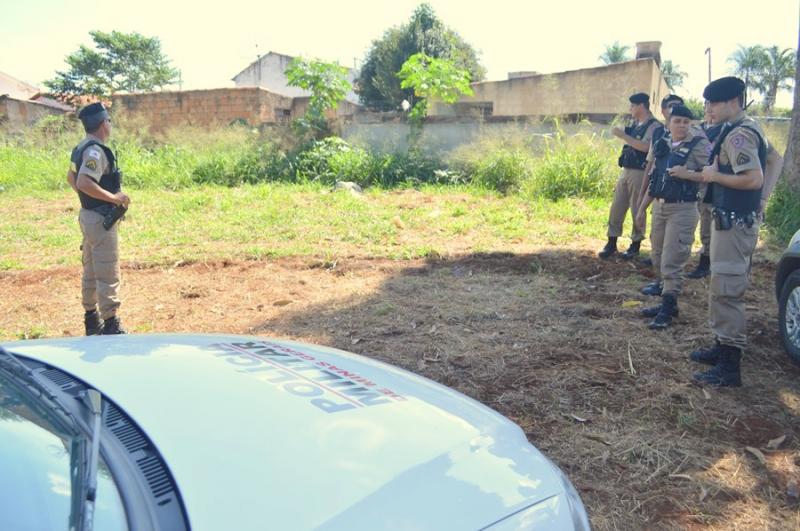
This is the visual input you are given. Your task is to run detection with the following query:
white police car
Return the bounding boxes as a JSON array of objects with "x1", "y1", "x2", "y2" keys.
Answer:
[{"x1": 0, "y1": 334, "x2": 590, "y2": 530}]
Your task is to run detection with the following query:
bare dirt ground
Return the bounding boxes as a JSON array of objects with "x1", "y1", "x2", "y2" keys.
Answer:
[{"x1": 2, "y1": 249, "x2": 800, "y2": 529}]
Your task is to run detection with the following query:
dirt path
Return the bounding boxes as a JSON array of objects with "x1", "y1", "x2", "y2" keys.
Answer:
[{"x1": 2, "y1": 251, "x2": 799, "y2": 529}]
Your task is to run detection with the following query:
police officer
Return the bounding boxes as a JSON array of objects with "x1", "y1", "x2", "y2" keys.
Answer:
[
  {"x1": 67, "y1": 103, "x2": 129, "y2": 335},
  {"x1": 634, "y1": 105, "x2": 710, "y2": 329},
  {"x1": 688, "y1": 77, "x2": 770, "y2": 386},
  {"x1": 685, "y1": 107, "x2": 724, "y2": 279},
  {"x1": 598, "y1": 93, "x2": 661, "y2": 260}
]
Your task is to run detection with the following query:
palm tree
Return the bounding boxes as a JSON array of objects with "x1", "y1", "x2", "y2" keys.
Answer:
[
  {"x1": 754, "y1": 46, "x2": 796, "y2": 113},
  {"x1": 599, "y1": 42, "x2": 631, "y2": 65},
  {"x1": 728, "y1": 45, "x2": 767, "y2": 102},
  {"x1": 661, "y1": 60, "x2": 686, "y2": 90}
]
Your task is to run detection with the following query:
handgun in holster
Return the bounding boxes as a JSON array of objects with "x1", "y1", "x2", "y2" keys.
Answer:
[{"x1": 103, "y1": 205, "x2": 127, "y2": 230}]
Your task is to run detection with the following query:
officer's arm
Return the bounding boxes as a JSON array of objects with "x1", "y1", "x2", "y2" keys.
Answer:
[
  {"x1": 76, "y1": 173, "x2": 125, "y2": 205},
  {"x1": 622, "y1": 134, "x2": 651, "y2": 153},
  {"x1": 761, "y1": 148, "x2": 784, "y2": 205},
  {"x1": 707, "y1": 167, "x2": 764, "y2": 190},
  {"x1": 67, "y1": 170, "x2": 78, "y2": 193}
]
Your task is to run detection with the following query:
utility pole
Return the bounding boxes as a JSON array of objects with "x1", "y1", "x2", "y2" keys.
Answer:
[{"x1": 704, "y1": 47, "x2": 711, "y2": 83}]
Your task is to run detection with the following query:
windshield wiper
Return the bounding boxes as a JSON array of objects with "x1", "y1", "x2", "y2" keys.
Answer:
[{"x1": 0, "y1": 347, "x2": 103, "y2": 531}]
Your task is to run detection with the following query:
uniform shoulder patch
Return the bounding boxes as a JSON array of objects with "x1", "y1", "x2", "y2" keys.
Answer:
[
  {"x1": 87, "y1": 148, "x2": 101, "y2": 160},
  {"x1": 736, "y1": 153, "x2": 751, "y2": 166},
  {"x1": 86, "y1": 159, "x2": 97, "y2": 171}
]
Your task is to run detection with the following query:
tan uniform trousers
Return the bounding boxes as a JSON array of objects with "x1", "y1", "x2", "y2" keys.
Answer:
[
  {"x1": 650, "y1": 201, "x2": 699, "y2": 295},
  {"x1": 79, "y1": 208, "x2": 121, "y2": 319},
  {"x1": 709, "y1": 221, "x2": 760, "y2": 350},
  {"x1": 697, "y1": 201, "x2": 713, "y2": 256},
  {"x1": 607, "y1": 168, "x2": 645, "y2": 242}
]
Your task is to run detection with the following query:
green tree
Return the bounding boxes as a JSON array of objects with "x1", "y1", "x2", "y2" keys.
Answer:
[
  {"x1": 599, "y1": 41, "x2": 631, "y2": 65},
  {"x1": 356, "y1": 3, "x2": 485, "y2": 111},
  {"x1": 285, "y1": 57, "x2": 352, "y2": 135},
  {"x1": 661, "y1": 60, "x2": 686, "y2": 90},
  {"x1": 753, "y1": 45, "x2": 796, "y2": 113},
  {"x1": 45, "y1": 30, "x2": 180, "y2": 100},
  {"x1": 397, "y1": 52, "x2": 473, "y2": 137},
  {"x1": 728, "y1": 44, "x2": 767, "y2": 102}
]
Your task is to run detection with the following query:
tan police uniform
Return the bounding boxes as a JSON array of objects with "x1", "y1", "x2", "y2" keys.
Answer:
[
  {"x1": 73, "y1": 136, "x2": 121, "y2": 320},
  {"x1": 607, "y1": 118, "x2": 661, "y2": 242},
  {"x1": 709, "y1": 111, "x2": 768, "y2": 349},
  {"x1": 647, "y1": 132, "x2": 711, "y2": 295}
]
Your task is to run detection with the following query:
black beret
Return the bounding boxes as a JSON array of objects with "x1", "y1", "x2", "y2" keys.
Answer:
[
  {"x1": 78, "y1": 102, "x2": 110, "y2": 130},
  {"x1": 703, "y1": 77, "x2": 745, "y2": 103},
  {"x1": 668, "y1": 104, "x2": 694, "y2": 120},
  {"x1": 629, "y1": 92, "x2": 649, "y2": 105},
  {"x1": 661, "y1": 94, "x2": 684, "y2": 107}
]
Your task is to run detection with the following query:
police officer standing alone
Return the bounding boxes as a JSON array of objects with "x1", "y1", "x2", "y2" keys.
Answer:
[
  {"x1": 599, "y1": 93, "x2": 661, "y2": 259},
  {"x1": 67, "y1": 103, "x2": 130, "y2": 335},
  {"x1": 688, "y1": 77, "x2": 774, "y2": 386}
]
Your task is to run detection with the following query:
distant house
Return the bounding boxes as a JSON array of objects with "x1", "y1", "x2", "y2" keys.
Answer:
[
  {"x1": 0, "y1": 71, "x2": 73, "y2": 129},
  {"x1": 429, "y1": 42, "x2": 671, "y2": 122},
  {"x1": 232, "y1": 51, "x2": 360, "y2": 104}
]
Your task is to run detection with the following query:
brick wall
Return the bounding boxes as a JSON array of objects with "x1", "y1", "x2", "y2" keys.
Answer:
[
  {"x1": 0, "y1": 96, "x2": 69, "y2": 131},
  {"x1": 112, "y1": 87, "x2": 294, "y2": 131}
]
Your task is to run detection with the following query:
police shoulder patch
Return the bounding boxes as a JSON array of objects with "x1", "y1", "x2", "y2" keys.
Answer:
[
  {"x1": 736, "y1": 153, "x2": 751, "y2": 166},
  {"x1": 86, "y1": 159, "x2": 97, "y2": 171},
  {"x1": 87, "y1": 149, "x2": 101, "y2": 160}
]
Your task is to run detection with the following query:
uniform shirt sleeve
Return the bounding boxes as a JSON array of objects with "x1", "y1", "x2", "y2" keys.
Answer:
[
  {"x1": 641, "y1": 121, "x2": 661, "y2": 145},
  {"x1": 721, "y1": 127, "x2": 762, "y2": 174},
  {"x1": 78, "y1": 146, "x2": 109, "y2": 182},
  {"x1": 646, "y1": 138, "x2": 656, "y2": 162},
  {"x1": 687, "y1": 137, "x2": 712, "y2": 171}
]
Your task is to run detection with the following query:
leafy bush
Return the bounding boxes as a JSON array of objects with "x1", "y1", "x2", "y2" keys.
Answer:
[
  {"x1": 527, "y1": 140, "x2": 616, "y2": 200},
  {"x1": 766, "y1": 182, "x2": 800, "y2": 245},
  {"x1": 470, "y1": 149, "x2": 531, "y2": 193}
]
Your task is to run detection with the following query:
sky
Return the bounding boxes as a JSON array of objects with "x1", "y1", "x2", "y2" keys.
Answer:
[{"x1": 2, "y1": 0, "x2": 798, "y2": 108}]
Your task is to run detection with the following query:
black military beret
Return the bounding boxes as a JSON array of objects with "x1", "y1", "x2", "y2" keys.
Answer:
[
  {"x1": 668, "y1": 104, "x2": 694, "y2": 120},
  {"x1": 703, "y1": 76, "x2": 745, "y2": 103},
  {"x1": 78, "y1": 102, "x2": 109, "y2": 130},
  {"x1": 661, "y1": 94, "x2": 684, "y2": 107},
  {"x1": 629, "y1": 92, "x2": 650, "y2": 105}
]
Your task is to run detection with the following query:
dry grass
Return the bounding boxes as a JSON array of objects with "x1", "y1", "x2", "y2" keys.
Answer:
[{"x1": 1, "y1": 245, "x2": 799, "y2": 529}]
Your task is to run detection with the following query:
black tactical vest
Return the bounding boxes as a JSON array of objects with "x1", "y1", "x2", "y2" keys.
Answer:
[
  {"x1": 71, "y1": 140, "x2": 121, "y2": 211},
  {"x1": 618, "y1": 118, "x2": 658, "y2": 169},
  {"x1": 704, "y1": 120, "x2": 766, "y2": 214},
  {"x1": 701, "y1": 122, "x2": 724, "y2": 144},
  {"x1": 648, "y1": 136, "x2": 703, "y2": 202}
]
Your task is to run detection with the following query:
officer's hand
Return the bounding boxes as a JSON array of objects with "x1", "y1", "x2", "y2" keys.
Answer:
[
  {"x1": 635, "y1": 210, "x2": 646, "y2": 232},
  {"x1": 611, "y1": 127, "x2": 624, "y2": 138},
  {"x1": 701, "y1": 157, "x2": 719, "y2": 183},
  {"x1": 114, "y1": 192, "x2": 130, "y2": 208},
  {"x1": 668, "y1": 165, "x2": 687, "y2": 179}
]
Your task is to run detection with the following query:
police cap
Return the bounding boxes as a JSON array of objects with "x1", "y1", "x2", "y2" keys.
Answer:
[
  {"x1": 703, "y1": 77, "x2": 745, "y2": 103},
  {"x1": 78, "y1": 102, "x2": 110, "y2": 130},
  {"x1": 668, "y1": 104, "x2": 694, "y2": 120},
  {"x1": 661, "y1": 94, "x2": 684, "y2": 108},
  {"x1": 629, "y1": 92, "x2": 650, "y2": 105}
]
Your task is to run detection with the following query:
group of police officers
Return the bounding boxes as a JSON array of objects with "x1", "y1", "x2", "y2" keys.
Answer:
[
  {"x1": 67, "y1": 75, "x2": 784, "y2": 390},
  {"x1": 600, "y1": 76, "x2": 784, "y2": 387}
]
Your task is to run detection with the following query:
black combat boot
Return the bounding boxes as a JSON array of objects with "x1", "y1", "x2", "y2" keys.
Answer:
[
  {"x1": 640, "y1": 256, "x2": 653, "y2": 267},
  {"x1": 84, "y1": 310, "x2": 103, "y2": 336},
  {"x1": 101, "y1": 316, "x2": 127, "y2": 335},
  {"x1": 649, "y1": 294, "x2": 678, "y2": 330},
  {"x1": 598, "y1": 237, "x2": 618, "y2": 259},
  {"x1": 692, "y1": 345, "x2": 742, "y2": 387},
  {"x1": 640, "y1": 281, "x2": 663, "y2": 296},
  {"x1": 689, "y1": 341, "x2": 722, "y2": 365},
  {"x1": 620, "y1": 240, "x2": 641, "y2": 260},
  {"x1": 686, "y1": 254, "x2": 710, "y2": 279}
]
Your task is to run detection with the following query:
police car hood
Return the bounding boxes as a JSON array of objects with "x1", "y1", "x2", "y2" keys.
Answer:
[{"x1": 4, "y1": 334, "x2": 567, "y2": 531}]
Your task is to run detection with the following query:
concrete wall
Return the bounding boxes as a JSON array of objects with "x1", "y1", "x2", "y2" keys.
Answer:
[
  {"x1": 233, "y1": 52, "x2": 360, "y2": 103},
  {"x1": 0, "y1": 96, "x2": 69, "y2": 130},
  {"x1": 112, "y1": 88, "x2": 294, "y2": 131},
  {"x1": 430, "y1": 59, "x2": 670, "y2": 119}
]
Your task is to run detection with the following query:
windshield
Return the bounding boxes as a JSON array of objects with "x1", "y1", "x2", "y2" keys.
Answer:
[{"x1": 0, "y1": 371, "x2": 128, "y2": 531}]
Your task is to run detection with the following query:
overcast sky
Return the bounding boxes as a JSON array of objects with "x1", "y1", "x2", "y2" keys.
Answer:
[{"x1": 2, "y1": 0, "x2": 798, "y2": 107}]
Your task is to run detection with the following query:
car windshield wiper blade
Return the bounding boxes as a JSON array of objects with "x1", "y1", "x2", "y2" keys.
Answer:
[{"x1": 0, "y1": 346, "x2": 102, "y2": 531}]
